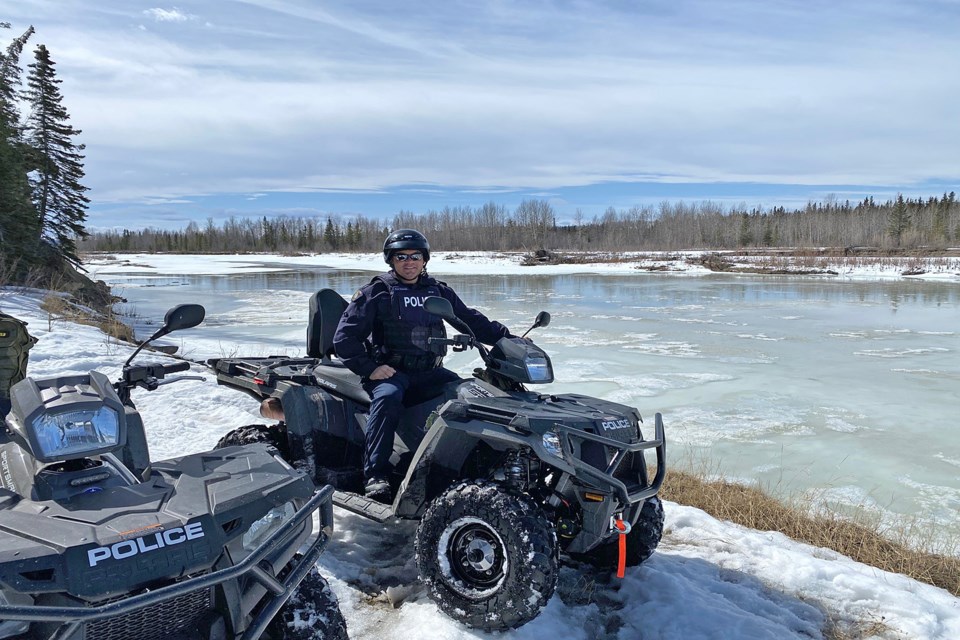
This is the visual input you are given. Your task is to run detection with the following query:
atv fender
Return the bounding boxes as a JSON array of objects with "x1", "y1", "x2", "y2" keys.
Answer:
[{"x1": 394, "y1": 401, "x2": 551, "y2": 519}]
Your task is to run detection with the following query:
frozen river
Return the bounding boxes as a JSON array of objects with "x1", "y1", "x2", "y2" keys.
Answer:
[{"x1": 99, "y1": 262, "x2": 960, "y2": 545}]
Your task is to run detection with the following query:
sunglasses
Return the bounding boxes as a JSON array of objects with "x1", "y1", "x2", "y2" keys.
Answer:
[{"x1": 393, "y1": 252, "x2": 423, "y2": 262}]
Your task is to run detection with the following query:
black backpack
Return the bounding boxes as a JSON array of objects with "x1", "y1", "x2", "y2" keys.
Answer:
[{"x1": 0, "y1": 311, "x2": 38, "y2": 403}]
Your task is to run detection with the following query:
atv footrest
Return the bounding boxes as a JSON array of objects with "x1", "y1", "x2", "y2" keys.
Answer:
[{"x1": 333, "y1": 490, "x2": 395, "y2": 522}]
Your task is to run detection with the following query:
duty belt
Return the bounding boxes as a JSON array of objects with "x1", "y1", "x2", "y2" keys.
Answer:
[{"x1": 384, "y1": 353, "x2": 443, "y2": 372}]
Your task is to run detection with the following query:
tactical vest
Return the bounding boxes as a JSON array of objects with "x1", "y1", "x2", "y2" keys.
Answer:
[
  {"x1": 0, "y1": 312, "x2": 38, "y2": 399},
  {"x1": 370, "y1": 274, "x2": 447, "y2": 370}
]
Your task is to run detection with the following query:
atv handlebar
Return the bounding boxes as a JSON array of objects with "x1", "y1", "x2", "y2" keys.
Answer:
[
  {"x1": 122, "y1": 361, "x2": 191, "y2": 384},
  {"x1": 429, "y1": 334, "x2": 480, "y2": 353},
  {"x1": 160, "y1": 361, "x2": 191, "y2": 375},
  {"x1": 116, "y1": 360, "x2": 196, "y2": 400}
]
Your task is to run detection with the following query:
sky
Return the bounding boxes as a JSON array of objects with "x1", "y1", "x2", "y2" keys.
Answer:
[
  {"x1": 3, "y1": 255, "x2": 960, "y2": 639},
  {"x1": 4, "y1": 1, "x2": 960, "y2": 232}
]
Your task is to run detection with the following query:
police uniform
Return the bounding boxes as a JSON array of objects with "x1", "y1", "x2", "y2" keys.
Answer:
[{"x1": 333, "y1": 271, "x2": 513, "y2": 482}]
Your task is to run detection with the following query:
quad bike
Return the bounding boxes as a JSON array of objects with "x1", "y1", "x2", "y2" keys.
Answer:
[
  {"x1": 210, "y1": 289, "x2": 666, "y2": 631},
  {"x1": 0, "y1": 304, "x2": 347, "y2": 640}
]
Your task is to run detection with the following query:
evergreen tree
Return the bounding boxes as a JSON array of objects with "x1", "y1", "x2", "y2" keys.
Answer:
[
  {"x1": 737, "y1": 213, "x2": 753, "y2": 246},
  {"x1": 886, "y1": 193, "x2": 909, "y2": 247},
  {"x1": 23, "y1": 44, "x2": 89, "y2": 265},
  {"x1": 932, "y1": 194, "x2": 950, "y2": 242},
  {"x1": 762, "y1": 221, "x2": 775, "y2": 246},
  {"x1": 324, "y1": 217, "x2": 340, "y2": 250},
  {"x1": 0, "y1": 24, "x2": 39, "y2": 268}
]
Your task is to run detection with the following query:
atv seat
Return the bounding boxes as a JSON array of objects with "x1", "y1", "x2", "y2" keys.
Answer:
[{"x1": 307, "y1": 288, "x2": 349, "y2": 361}]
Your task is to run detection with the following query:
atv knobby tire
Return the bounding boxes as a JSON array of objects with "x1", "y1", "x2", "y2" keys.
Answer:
[
  {"x1": 266, "y1": 566, "x2": 348, "y2": 640},
  {"x1": 415, "y1": 480, "x2": 558, "y2": 631},
  {"x1": 215, "y1": 423, "x2": 288, "y2": 457},
  {"x1": 571, "y1": 496, "x2": 664, "y2": 569}
]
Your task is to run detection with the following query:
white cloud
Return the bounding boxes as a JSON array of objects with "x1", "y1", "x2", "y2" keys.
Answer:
[
  {"x1": 143, "y1": 7, "x2": 194, "y2": 23},
  {"x1": 5, "y1": 0, "x2": 960, "y2": 222}
]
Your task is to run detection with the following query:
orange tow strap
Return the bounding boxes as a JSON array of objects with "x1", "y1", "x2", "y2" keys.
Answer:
[{"x1": 614, "y1": 517, "x2": 631, "y2": 578}]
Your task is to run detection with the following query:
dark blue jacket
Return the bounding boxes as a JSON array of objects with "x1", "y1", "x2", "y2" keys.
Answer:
[{"x1": 333, "y1": 272, "x2": 513, "y2": 378}]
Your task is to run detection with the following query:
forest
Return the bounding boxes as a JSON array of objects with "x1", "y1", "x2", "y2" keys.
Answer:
[{"x1": 79, "y1": 192, "x2": 959, "y2": 255}]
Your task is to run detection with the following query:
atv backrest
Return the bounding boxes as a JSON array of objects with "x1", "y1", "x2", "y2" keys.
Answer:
[{"x1": 307, "y1": 289, "x2": 349, "y2": 360}]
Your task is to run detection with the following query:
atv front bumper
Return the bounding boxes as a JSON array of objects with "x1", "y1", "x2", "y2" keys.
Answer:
[
  {"x1": 554, "y1": 411, "x2": 666, "y2": 506},
  {"x1": 0, "y1": 485, "x2": 334, "y2": 640},
  {"x1": 545, "y1": 412, "x2": 666, "y2": 554}
]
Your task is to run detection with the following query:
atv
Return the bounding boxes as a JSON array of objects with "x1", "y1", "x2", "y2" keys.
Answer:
[
  {"x1": 210, "y1": 289, "x2": 666, "y2": 631},
  {"x1": 0, "y1": 304, "x2": 347, "y2": 640}
]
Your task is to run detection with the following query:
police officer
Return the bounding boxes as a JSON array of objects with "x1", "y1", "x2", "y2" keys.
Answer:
[{"x1": 333, "y1": 229, "x2": 516, "y2": 501}]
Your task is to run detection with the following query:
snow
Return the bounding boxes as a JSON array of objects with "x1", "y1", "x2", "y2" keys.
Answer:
[
  {"x1": 2, "y1": 252, "x2": 959, "y2": 639},
  {"x1": 83, "y1": 250, "x2": 960, "y2": 282}
]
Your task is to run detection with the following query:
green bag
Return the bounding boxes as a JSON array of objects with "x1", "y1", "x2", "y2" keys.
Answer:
[{"x1": 0, "y1": 311, "x2": 38, "y2": 401}]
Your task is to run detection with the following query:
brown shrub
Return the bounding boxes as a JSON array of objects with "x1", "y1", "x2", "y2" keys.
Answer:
[{"x1": 661, "y1": 469, "x2": 960, "y2": 596}]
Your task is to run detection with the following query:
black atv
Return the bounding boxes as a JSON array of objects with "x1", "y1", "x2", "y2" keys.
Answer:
[
  {"x1": 0, "y1": 304, "x2": 347, "y2": 640},
  {"x1": 210, "y1": 289, "x2": 666, "y2": 631}
]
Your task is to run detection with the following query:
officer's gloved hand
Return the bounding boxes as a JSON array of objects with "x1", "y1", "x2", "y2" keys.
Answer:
[{"x1": 369, "y1": 364, "x2": 397, "y2": 380}]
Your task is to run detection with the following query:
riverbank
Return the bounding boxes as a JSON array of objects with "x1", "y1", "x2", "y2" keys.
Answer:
[{"x1": 82, "y1": 248, "x2": 960, "y2": 281}]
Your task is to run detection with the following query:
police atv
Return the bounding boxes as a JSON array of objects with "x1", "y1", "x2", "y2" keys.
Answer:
[
  {"x1": 0, "y1": 304, "x2": 347, "y2": 640},
  {"x1": 209, "y1": 289, "x2": 666, "y2": 632}
]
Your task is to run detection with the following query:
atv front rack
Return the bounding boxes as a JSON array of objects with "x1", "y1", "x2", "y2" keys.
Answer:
[
  {"x1": 441, "y1": 398, "x2": 666, "y2": 509},
  {"x1": 552, "y1": 412, "x2": 666, "y2": 507},
  {"x1": 0, "y1": 485, "x2": 334, "y2": 640}
]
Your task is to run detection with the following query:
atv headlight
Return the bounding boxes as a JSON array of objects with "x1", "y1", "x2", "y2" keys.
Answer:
[
  {"x1": 542, "y1": 429, "x2": 565, "y2": 460},
  {"x1": 242, "y1": 502, "x2": 296, "y2": 552},
  {"x1": 524, "y1": 353, "x2": 553, "y2": 382},
  {"x1": 31, "y1": 406, "x2": 120, "y2": 461}
]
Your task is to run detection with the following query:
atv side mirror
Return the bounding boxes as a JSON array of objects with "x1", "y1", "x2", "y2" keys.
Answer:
[
  {"x1": 424, "y1": 296, "x2": 456, "y2": 322},
  {"x1": 161, "y1": 304, "x2": 206, "y2": 335},
  {"x1": 425, "y1": 296, "x2": 476, "y2": 337},
  {"x1": 521, "y1": 311, "x2": 550, "y2": 338},
  {"x1": 124, "y1": 304, "x2": 206, "y2": 367}
]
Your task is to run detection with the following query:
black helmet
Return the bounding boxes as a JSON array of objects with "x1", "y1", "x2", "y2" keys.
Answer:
[{"x1": 383, "y1": 229, "x2": 430, "y2": 263}]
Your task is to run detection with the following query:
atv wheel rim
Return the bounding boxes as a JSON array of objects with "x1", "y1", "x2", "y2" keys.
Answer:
[{"x1": 439, "y1": 517, "x2": 508, "y2": 597}]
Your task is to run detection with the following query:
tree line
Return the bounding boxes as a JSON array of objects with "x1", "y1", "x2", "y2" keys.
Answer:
[
  {"x1": 1, "y1": 23, "x2": 88, "y2": 278},
  {"x1": 81, "y1": 192, "x2": 959, "y2": 255}
]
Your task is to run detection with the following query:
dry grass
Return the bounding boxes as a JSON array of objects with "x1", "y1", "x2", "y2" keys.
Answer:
[
  {"x1": 823, "y1": 614, "x2": 895, "y2": 640},
  {"x1": 660, "y1": 468, "x2": 960, "y2": 597},
  {"x1": 40, "y1": 293, "x2": 134, "y2": 344}
]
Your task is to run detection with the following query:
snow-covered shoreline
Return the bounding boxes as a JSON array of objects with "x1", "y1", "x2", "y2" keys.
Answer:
[{"x1": 82, "y1": 250, "x2": 960, "y2": 282}]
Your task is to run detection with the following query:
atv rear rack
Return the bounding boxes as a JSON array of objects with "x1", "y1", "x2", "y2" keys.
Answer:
[{"x1": 0, "y1": 485, "x2": 334, "y2": 640}]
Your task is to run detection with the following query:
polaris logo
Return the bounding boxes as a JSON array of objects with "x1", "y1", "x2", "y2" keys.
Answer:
[
  {"x1": 87, "y1": 522, "x2": 205, "y2": 567},
  {"x1": 315, "y1": 376, "x2": 337, "y2": 389},
  {"x1": 600, "y1": 418, "x2": 632, "y2": 432}
]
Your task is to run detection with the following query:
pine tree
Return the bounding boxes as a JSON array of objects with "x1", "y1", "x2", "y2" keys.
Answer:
[
  {"x1": 23, "y1": 44, "x2": 89, "y2": 266},
  {"x1": 0, "y1": 24, "x2": 39, "y2": 268},
  {"x1": 932, "y1": 194, "x2": 950, "y2": 243},
  {"x1": 737, "y1": 213, "x2": 753, "y2": 247},
  {"x1": 886, "y1": 194, "x2": 910, "y2": 247},
  {"x1": 324, "y1": 217, "x2": 340, "y2": 250}
]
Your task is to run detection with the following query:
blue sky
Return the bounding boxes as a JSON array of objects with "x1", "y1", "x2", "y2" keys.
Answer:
[{"x1": 6, "y1": 1, "x2": 959, "y2": 231}]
